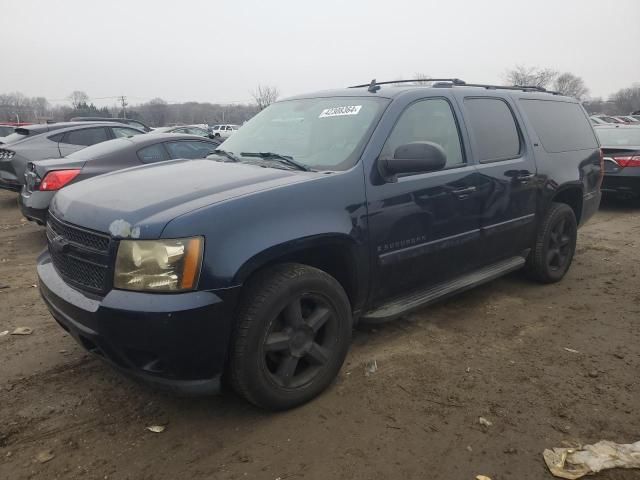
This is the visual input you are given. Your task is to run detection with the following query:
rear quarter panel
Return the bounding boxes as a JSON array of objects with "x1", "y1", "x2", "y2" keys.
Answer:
[{"x1": 512, "y1": 95, "x2": 601, "y2": 225}]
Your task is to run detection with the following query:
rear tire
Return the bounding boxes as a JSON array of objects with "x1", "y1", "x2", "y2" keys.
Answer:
[
  {"x1": 229, "y1": 263, "x2": 352, "y2": 410},
  {"x1": 525, "y1": 202, "x2": 577, "y2": 283}
]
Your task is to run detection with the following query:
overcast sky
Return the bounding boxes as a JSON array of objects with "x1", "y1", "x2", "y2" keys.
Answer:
[{"x1": 1, "y1": 0, "x2": 639, "y2": 106}]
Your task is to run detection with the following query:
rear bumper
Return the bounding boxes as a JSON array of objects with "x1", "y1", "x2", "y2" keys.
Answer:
[
  {"x1": 0, "y1": 176, "x2": 21, "y2": 192},
  {"x1": 0, "y1": 161, "x2": 20, "y2": 191},
  {"x1": 37, "y1": 250, "x2": 241, "y2": 395},
  {"x1": 580, "y1": 190, "x2": 601, "y2": 226},
  {"x1": 19, "y1": 188, "x2": 52, "y2": 224},
  {"x1": 601, "y1": 169, "x2": 640, "y2": 197}
]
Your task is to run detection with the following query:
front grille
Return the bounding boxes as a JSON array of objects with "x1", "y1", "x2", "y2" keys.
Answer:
[
  {"x1": 50, "y1": 248, "x2": 107, "y2": 291},
  {"x1": 47, "y1": 214, "x2": 110, "y2": 252},
  {"x1": 46, "y1": 214, "x2": 113, "y2": 293}
]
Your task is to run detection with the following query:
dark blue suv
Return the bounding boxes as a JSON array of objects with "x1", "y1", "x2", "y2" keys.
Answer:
[{"x1": 37, "y1": 79, "x2": 602, "y2": 410}]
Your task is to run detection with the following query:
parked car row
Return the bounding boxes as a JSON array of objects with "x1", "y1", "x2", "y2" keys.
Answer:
[
  {"x1": 26, "y1": 79, "x2": 607, "y2": 410},
  {"x1": 590, "y1": 114, "x2": 640, "y2": 125}
]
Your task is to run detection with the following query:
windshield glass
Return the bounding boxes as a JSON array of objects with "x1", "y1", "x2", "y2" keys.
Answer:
[
  {"x1": 67, "y1": 138, "x2": 131, "y2": 159},
  {"x1": 219, "y1": 97, "x2": 389, "y2": 170},
  {"x1": 1, "y1": 132, "x2": 28, "y2": 144},
  {"x1": 596, "y1": 128, "x2": 640, "y2": 147}
]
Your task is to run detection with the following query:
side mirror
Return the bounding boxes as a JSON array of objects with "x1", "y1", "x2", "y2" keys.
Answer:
[{"x1": 380, "y1": 141, "x2": 447, "y2": 178}]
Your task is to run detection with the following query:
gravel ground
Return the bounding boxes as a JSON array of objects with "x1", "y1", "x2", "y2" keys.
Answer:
[{"x1": 1, "y1": 189, "x2": 639, "y2": 480}]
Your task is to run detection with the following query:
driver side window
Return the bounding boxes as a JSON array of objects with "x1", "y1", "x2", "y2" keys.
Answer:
[{"x1": 381, "y1": 98, "x2": 465, "y2": 169}]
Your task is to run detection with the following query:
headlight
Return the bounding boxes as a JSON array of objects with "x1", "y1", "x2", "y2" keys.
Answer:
[{"x1": 114, "y1": 237, "x2": 204, "y2": 292}]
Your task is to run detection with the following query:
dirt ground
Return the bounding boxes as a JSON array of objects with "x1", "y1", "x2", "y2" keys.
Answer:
[{"x1": 1, "y1": 189, "x2": 639, "y2": 480}]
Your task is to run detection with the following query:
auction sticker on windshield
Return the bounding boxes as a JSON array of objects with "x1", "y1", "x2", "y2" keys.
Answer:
[{"x1": 319, "y1": 105, "x2": 362, "y2": 118}]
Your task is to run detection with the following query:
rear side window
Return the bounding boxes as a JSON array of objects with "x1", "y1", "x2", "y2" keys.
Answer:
[
  {"x1": 112, "y1": 127, "x2": 142, "y2": 138},
  {"x1": 464, "y1": 98, "x2": 521, "y2": 162},
  {"x1": 165, "y1": 140, "x2": 217, "y2": 159},
  {"x1": 137, "y1": 144, "x2": 169, "y2": 163},
  {"x1": 62, "y1": 127, "x2": 109, "y2": 146},
  {"x1": 519, "y1": 100, "x2": 598, "y2": 152}
]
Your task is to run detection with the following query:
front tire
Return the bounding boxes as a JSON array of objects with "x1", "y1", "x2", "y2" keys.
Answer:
[
  {"x1": 229, "y1": 264, "x2": 352, "y2": 410},
  {"x1": 525, "y1": 202, "x2": 577, "y2": 283}
]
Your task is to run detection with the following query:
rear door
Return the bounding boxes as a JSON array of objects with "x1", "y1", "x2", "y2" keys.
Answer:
[
  {"x1": 456, "y1": 95, "x2": 538, "y2": 263},
  {"x1": 58, "y1": 127, "x2": 110, "y2": 156}
]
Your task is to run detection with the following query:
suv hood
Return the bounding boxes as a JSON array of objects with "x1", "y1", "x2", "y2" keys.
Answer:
[{"x1": 50, "y1": 159, "x2": 313, "y2": 238}]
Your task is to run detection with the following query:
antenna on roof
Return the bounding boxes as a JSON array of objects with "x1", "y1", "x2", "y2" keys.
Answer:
[{"x1": 367, "y1": 79, "x2": 381, "y2": 93}]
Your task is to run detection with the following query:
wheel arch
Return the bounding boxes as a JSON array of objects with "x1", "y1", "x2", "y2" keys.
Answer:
[
  {"x1": 233, "y1": 234, "x2": 366, "y2": 312},
  {"x1": 550, "y1": 184, "x2": 584, "y2": 225}
]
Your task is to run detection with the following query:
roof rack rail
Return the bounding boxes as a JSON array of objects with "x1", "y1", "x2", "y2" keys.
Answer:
[
  {"x1": 349, "y1": 78, "x2": 561, "y2": 95},
  {"x1": 349, "y1": 78, "x2": 466, "y2": 92}
]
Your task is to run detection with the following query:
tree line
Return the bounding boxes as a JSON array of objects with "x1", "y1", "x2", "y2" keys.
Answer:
[
  {"x1": 0, "y1": 84, "x2": 280, "y2": 125},
  {"x1": 1, "y1": 74, "x2": 639, "y2": 124}
]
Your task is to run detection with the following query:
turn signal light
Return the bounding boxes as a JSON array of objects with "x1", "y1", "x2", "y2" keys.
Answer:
[
  {"x1": 39, "y1": 169, "x2": 81, "y2": 191},
  {"x1": 613, "y1": 156, "x2": 640, "y2": 168}
]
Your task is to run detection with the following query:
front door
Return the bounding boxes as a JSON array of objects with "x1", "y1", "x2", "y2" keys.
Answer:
[{"x1": 366, "y1": 97, "x2": 485, "y2": 303}]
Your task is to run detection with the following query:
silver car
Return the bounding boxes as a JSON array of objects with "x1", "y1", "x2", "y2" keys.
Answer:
[{"x1": 0, "y1": 121, "x2": 143, "y2": 191}]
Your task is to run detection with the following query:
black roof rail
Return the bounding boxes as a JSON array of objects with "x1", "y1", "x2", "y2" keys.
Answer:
[
  {"x1": 349, "y1": 78, "x2": 466, "y2": 92},
  {"x1": 349, "y1": 78, "x2": 561, "y2": 95}
]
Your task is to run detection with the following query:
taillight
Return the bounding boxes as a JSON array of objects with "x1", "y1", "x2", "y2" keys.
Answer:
[
  {"x1": 39, "y1": 169, "x2": 81, "y2": 191},
  {"x1": 613, "y1": 155, "x2": 640, "y2": 168},
  {"x1": 0, "y1": 149, "x2": 15, "y2": 159},
  {"x1": 597, "y1": 148, "x2": 604, "y2": 188}
]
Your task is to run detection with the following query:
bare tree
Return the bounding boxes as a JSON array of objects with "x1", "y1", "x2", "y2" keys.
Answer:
[
  {"x1": 505, "y1": 65, "x2": 557, "y2": 89},
  {"x1": 68, "y1": 90, "x2": 89, "y2": 109},
  {"x1": 553, "y1": 73, "x2": 589, "y2": 100},
  {"x1": 412, "y1": 72, "x2": 432, "y2": 85},
  {"x1": 251, "y1": 85, "x2": 279, "y2": 111},
  {"x1": 609, "y1": 86, "x2": 640, "y2": 114}
]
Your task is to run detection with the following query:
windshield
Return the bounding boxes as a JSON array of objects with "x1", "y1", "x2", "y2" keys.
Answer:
[
  {"x1": 1, "y1": 132, "x2": 28, "y2": 144},
  {"x1": 596, "y1": 128, "x2": 640, "y2": 147},
  {"x1": 66, "y1": 138, "x2": 132, "y2": 160},
  {"x1": 219, "y1": 97, "x2": 389, "y2": 170}
]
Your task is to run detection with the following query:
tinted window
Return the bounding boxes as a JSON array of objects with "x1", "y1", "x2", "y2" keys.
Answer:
[
  {"x1": 112, "y1": 127, "x2": 142, "y2": 138},
  {"x1": 137, "y1": 144, "x2": 169, "y2": 163},
  {"x1": 520, "y1": 100, "x2": 598, "y2": 152},
  {"x1": 464, "y1": 98, "x2": 521, "y2": 162},
  {"x1": 172, "y1": 128, "x2": 187, "y2": 133},
  {"x1": 62, "y1": 127, "x2": 109, "y2": 146},
  {"x1": 381, "y1": 98, "x2": 464, "y2": 168},
  {"x1": 165, "y1": 140, "x2": 216, "y2": 159}
]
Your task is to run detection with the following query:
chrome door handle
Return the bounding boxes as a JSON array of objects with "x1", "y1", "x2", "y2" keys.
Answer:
[
  {"x1": 452, "y1": 186, "x2": 477, "y2": 198},
  {"x1": 516, "y1": 173, "x2": 535, "y2": 183}
]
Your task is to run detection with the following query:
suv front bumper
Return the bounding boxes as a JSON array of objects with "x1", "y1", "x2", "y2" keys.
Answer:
[{"x1": 37, "y1": 250, "x2": 240, "y2": 395}]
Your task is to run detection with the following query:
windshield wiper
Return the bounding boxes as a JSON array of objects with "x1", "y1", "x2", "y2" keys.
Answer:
[
  {"x1": 209, "y1": 149, "x2": 240, "y2": 162},
  {"x1": 240, "y1": 152, "x2": 311, "y2": 171}
]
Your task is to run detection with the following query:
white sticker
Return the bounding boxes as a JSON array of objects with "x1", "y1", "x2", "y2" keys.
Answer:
[{"x1": 319, "y1": 105, "x2": 362, "y2": 118}]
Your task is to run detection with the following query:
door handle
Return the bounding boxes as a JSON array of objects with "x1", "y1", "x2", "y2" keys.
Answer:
[
  {"x1": 452, "y1": 186, "x2": 477, "y2": 198},
  {"x1": 516, "y1": 173, "x2": 536, "y2": 183}
]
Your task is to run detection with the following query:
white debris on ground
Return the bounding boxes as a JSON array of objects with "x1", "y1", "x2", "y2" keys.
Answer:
[{"x1": 543, "y1": 440, "x2": 640, "y2": 479}]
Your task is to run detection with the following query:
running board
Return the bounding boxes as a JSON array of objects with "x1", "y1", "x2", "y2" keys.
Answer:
[{"x1": 361, "y1": 256, "x2": 526, "y2": 323}]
